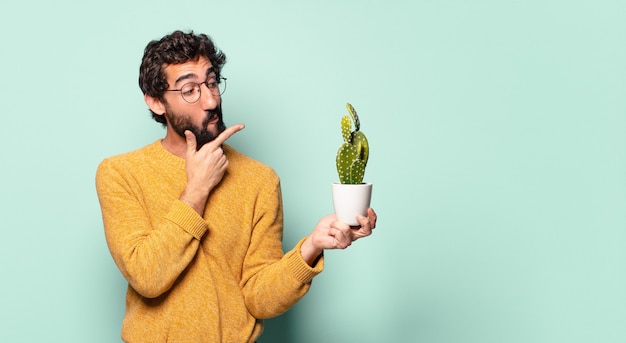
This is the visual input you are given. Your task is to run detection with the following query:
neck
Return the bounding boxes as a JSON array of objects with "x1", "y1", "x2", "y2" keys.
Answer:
[{"x1": 161, "y1": 131, "x2": 187, "y2": 158}]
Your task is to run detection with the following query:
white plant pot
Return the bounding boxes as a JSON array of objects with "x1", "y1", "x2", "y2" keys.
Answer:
[{"x1": 331, "y1": 182, "x2": 373, "y2": 226}]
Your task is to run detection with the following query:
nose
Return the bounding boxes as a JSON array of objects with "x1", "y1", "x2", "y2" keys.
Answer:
[{"x1": 199, "y1": 82, "x2": 219, "y2": 110}]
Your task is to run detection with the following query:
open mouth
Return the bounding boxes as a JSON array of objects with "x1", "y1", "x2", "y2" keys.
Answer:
[{"x1": 207, "y1": 112, "x2": 219, "y2": 124}]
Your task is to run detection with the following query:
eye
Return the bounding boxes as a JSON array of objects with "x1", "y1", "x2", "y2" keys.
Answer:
[
  {"x1": 181, "y1": 83, "x2": 199, "y2": 96},
  {"x1": 206, "y1": 81, "x2": 218, "y2": 89}
]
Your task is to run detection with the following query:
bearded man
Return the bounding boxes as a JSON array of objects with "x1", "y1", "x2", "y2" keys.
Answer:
[{"x1": 95, "y1": 30, "x2": 377, "y2": 343}]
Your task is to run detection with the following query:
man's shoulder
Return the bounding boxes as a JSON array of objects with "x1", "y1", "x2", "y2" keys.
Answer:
[{"x1": 97, "y1": 141, "x2": 162, "y2": 172}]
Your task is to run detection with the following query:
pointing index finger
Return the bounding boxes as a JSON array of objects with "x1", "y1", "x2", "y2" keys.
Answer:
[{"x1": 214, "y1": 124, "x2": 245, "y2": 146}]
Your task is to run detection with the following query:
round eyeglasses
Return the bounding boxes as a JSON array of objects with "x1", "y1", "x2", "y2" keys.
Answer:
[{"x1": 166, "y1": 77, "x2": 227, "y2": 103}]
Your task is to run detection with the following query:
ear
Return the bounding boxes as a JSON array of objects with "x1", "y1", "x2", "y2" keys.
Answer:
[{"x1": 145, "y1": 94, "x2": 166, "y2": 115}]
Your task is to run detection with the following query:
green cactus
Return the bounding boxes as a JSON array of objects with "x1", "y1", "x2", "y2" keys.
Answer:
[{"x1": 336, "y1": 103, "x2": 369, "y2": 184}]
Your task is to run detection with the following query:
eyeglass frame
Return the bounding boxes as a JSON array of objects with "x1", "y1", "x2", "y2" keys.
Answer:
[{"x1": 165, "y1": 76, "x2": 227, "y2": 103}]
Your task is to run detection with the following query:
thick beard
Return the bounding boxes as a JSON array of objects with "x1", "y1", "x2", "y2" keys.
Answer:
[{"x1": 167, "y1": 105, "x2": 227, "y2": 150}]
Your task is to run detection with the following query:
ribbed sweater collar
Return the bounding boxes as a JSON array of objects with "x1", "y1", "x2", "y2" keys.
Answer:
[
  {"x1": 147, "y1": 140, "x2": 186, "y2": 170},
  {"x1": 145, "y1": 140, "x2": 235, "y2": 171}
]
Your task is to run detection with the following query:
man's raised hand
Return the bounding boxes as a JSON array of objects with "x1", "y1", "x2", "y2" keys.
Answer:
[{"x1": 180, "y1": 124, "x2": 245, "y2": 215}]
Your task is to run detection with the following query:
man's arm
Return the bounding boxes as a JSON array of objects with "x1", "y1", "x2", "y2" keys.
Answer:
[
  {"x1": 96, "y1": 159, "x2": 207, "y2": 298},
  {"x1": 238, "y1": 169, "x2": 378, "y2": 318}
]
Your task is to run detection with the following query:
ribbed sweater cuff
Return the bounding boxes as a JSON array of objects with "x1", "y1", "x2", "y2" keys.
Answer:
[
  {"x1": 165, "y1": 200, "x2": 208, "y2": 240},
  {"x1": 285, "y1": 237, "x2": 324, "y2": 284}
]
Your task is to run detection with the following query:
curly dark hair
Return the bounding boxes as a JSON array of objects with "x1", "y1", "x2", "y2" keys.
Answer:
[{"x1": 139, "y1": 30, "x2": 227, "y2": 125}]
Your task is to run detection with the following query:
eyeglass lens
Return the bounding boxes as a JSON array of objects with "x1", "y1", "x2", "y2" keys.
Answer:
[{"x1": 180, "y1": 79, "x2": 226, "y2": 103}]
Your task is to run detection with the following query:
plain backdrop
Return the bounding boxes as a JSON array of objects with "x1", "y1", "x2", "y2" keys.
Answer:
[{"x1": 1, "y1": 1, "x2": 625, "y2": 342}]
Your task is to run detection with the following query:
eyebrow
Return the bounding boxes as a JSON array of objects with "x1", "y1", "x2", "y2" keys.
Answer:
[
  {"x1": 173, "y1": 67, "x2": 216, "y2": 86},
  {"x1": 174, "y1": 73, "x2": 197, "y2": 85},
  {"x1": 204, "y1": 67, "x2": 216, "y2": 79}
]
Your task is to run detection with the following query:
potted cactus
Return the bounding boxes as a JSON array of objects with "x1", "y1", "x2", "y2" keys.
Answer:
[{"x1": 332, "y1": 103, "x2": 372, "y2": 226}]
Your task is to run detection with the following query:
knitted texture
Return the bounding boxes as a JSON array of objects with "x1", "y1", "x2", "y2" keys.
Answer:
[{"x1": 96, "y1": 140, "x2": 323, "y2": 342}]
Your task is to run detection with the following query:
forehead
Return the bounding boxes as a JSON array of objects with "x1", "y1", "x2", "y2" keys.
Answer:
[{"x1": 163, "y1": 57, "x2": 214, "y2": 84}]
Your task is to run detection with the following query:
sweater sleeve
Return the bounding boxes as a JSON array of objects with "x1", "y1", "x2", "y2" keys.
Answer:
[
  {"x1": 240, "y1": 174, "x2": 324, "y2": 319},
  {"x1": 95, "y1": 158, "x2": 207, "y2": 298}
]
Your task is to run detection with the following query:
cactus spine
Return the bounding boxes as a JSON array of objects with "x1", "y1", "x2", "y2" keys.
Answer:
[{"x1": 336, "y1": 103, "x2": 369, "y2": 184}]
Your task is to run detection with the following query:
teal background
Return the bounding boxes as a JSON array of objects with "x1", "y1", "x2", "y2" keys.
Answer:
[{"x1": 1, "y1": 1, "x2": 624, "y2": 342}]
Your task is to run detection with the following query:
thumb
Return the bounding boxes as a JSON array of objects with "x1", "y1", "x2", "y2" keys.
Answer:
[{"x1": 184, "y1": 130, "x2": 197, "y2": 153}]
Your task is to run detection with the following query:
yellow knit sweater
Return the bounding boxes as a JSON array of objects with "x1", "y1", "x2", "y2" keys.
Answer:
[{"x1": 96, "y1": 140, "x2": 323, "y2": 343}]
